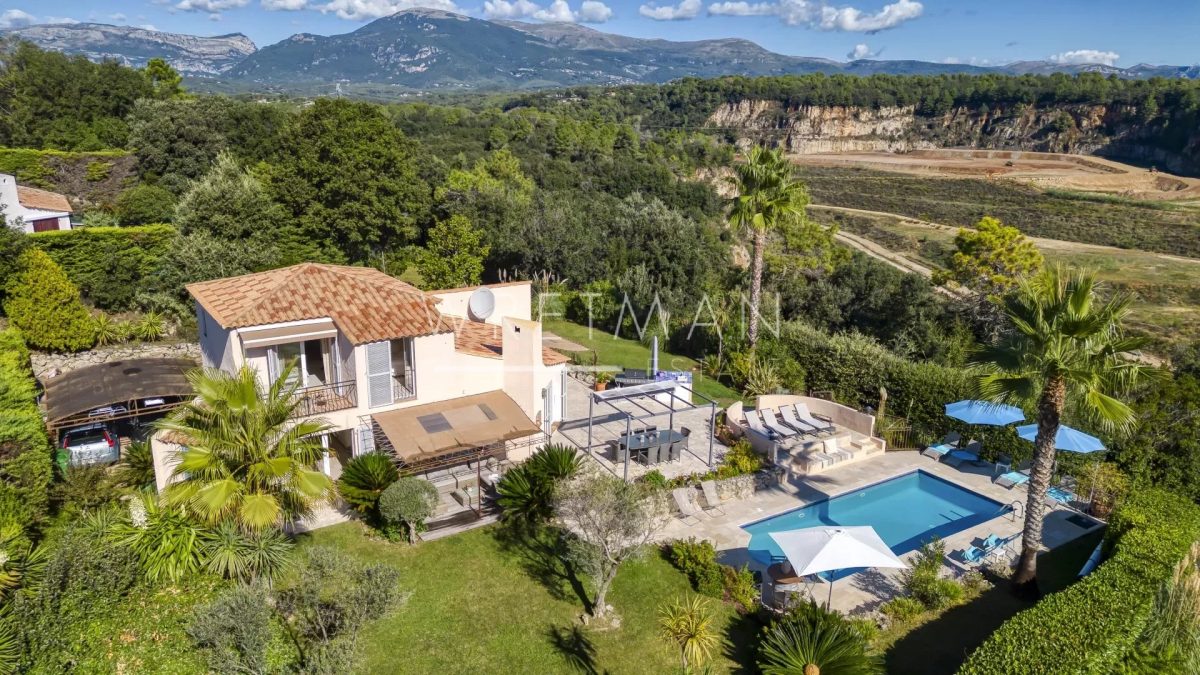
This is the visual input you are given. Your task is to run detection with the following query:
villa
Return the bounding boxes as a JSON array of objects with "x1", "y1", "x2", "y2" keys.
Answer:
[
  {"x1": 0, "y1": 173, "x2": 73, "y2": 232},
  {"x1": 150, "y1": 263, "x2": 570, "y2": 528}
]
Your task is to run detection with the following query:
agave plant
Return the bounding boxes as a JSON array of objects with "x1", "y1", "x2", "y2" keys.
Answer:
[
  {"x1": 659, "y1": 594, "x2": 722, "y2": 673},
  {"x1": 337, "y1": 452, "x2": 400, "y2": 516},
  {"x1": 758, "y1": 602, "x2": 883, "y2": 675},
  {"x1": 93, "y1": 312, "x2": 126, "y2": 346},
  {"x1": 496, "y1": 444, "x2": 582, "y2": 524},
  {"x1": 134, "y1": 311, "x2": 168, "y2": 341}
]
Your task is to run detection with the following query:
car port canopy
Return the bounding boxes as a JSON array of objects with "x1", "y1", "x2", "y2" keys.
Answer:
[{"x1": 40, "y1": 357, "x2": 197, "y2": 432}]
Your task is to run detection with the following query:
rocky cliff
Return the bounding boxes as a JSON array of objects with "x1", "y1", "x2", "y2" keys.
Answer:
[{"x1": 707, "y1": 101, "x2": 1200, "y2": 175}]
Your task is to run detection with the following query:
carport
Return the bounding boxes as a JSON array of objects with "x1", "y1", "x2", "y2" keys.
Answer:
[{"x1": 40, "y1": 357, "x2": 197, "y2": 433}]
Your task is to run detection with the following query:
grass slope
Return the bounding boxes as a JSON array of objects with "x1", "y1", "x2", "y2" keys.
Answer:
[
  {"x1": 543, "y1": 318, "x2": 743, "y2": 406},
  {"x1": 299, "y1": 523, "x2": 752, "y2": 674}
]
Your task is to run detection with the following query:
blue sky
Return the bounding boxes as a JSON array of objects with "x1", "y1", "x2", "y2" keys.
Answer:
[{"x1": 1, "y1": 0, "x2": 1196, "y2": 66}]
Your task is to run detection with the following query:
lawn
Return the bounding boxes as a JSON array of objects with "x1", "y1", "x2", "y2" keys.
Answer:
[
  {"x1": 543, "y1": 318, "x2": 744, "y2": 406},
  {"x1": 297, "y1": 522, "x2": 757, "y2": 674}
]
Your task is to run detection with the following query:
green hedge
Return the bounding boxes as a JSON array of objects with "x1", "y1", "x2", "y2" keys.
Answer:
[
  {"x1": 0, "y1": 147, "x2": 128, "y2": 187},
  {"x1": 775, "y1": 322, "x2": 971, "y2": 444},
  {"x1": 959, "y1": 488, "x2": 1200, "y2": 674},
  {"x1": 30, "y1": 224, "x2": 176, "y2": 310},
  {"x1": 0, "y1": 329, "x2": 53, "y2": 533}
]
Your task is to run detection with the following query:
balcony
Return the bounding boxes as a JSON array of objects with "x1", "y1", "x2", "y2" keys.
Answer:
[
  {"x1": 292, "y1": 381, "x2": 358, "y2": 419},
  {"x1": 393, "y1": 367, "x2": 417, "y2": 402}
]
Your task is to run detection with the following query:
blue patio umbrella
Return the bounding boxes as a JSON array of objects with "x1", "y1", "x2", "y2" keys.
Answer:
[
  {"x1": 945, "y1": 400, "x2": 1025, "y2": 426},
  {"x1": 1015, "y1": 424, "x2": 1105, "y2": 453}
]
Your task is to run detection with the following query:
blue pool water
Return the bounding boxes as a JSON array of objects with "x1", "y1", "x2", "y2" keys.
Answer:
[{"x1": 743, "y1": 471, "x2": 1007, "y2": 567}]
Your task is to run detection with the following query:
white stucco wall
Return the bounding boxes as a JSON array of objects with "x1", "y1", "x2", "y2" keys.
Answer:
[{"x1": 431, "y1": 281, "x2": 532, "y2": 324}]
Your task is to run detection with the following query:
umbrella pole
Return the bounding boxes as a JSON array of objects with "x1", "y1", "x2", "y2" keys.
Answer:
[{"x1": 827, "y1": 572, "x2": 835, "y2": 610}]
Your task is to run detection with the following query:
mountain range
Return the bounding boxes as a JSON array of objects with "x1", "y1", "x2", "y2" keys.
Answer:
[{"x1": 3, "y1": 10, "x2": 1197, "y2": 92}]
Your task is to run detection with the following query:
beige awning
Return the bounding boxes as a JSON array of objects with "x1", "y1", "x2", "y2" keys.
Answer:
[
  {"x1": 372, "y1": 390, "x2": 541, "y2": 465},
  {"x1": 239, "y1": 320, "x2": 338, "y2": 348}
]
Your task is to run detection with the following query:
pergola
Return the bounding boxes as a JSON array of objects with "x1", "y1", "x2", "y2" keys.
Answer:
[
  {"x1": 40, "y1": 358, "x2": 196, "y2": 433},
  {"x1": 584, "y1": 380, "x2": 719, "y2": 480}
]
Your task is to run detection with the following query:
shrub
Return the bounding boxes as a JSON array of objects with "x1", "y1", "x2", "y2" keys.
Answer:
[
  {"x1": 378, "y1": 477, "x2": 438, "y2": 543},
  {"x1": 337, "y1": 452, "x2": 400, "y2": 517},
  {"x1": 667, "y1": 537, "x2": 724, "y2": 598},
  {"x1": 1076, "y1": 461, "x2": 1130, "y2": 519},
  {"x1": 722, "y1": 439, "x2": 764, "y2": 476},
  {"x1": 92, "y1": 313, "x2": 127, "y2": 346},
  {"x1": 133, "y1": 311, "x2": 168, "y2": 341},
  {"x1": 961, "y1": 488, "x2": 1200, "y2": 674},
  {"x1": 880, "y1": 596, "x2": 926, "y2": 623},
  {"x1": 30, "y1": 224, "x2": 176, "y2": 310},
  {"x1": 0, "y1": 329, "x2": 53, "y2": 530},
  {"x1": 658, "y1": 594, "x2": 722, "y2": 673},
  {"x1": 187, "y1": 582, "x2": 273, "y2": 675},
  {"x1": 84, "y1": 160, "x2": 111, "y2": 182},
  {"x1": 200, "y1": 520, "x2": 293, "y2": 583},
  {"x1": 4, "y1": 249, "x2": 95, "y2": 352},
  {"x1": 109, "y1": 494, "x2": 208, "y2": 584},
  {"x1": 722, "y1": 563, "x2": 759, "y2": 612},
  {"x1": 639, "y1": 469, "x2": 669, "y2": 490},
  {"x1": 114, "y1": 184, "x2": 175, "y2": 226}
]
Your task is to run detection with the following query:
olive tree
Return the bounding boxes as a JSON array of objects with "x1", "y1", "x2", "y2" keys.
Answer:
[
  {"x1": 555, "y1": 473, "x2": 669, "y2": 622},
  {"x1": 378, "y1": 478, "x2": 439, "y2": 543}
]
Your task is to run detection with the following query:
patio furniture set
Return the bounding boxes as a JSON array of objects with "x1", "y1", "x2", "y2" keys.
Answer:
[
  {"x1": 609, "y1": 426, "x2": 691, "y2": 466},
  {"x1": 744, "y1": 403, "x2": 883, "y2": 476}
]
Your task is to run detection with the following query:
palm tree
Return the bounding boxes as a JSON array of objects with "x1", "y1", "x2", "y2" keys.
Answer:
[
  {"x1": 972, "y1": 266, "x2": 1155, "y2": 592},
  {"x1": 659, "y1": 594, "x2": 721, "y2": 673},
  {"x1": 727, "y1": 145, "x2": 809, "y2": 348},
  {"x1": 155, "y1": 365, "x2": 334, "y2": 531},
  {"x1": 758, "y1": 601, "x2": 882, "y2": 675}
]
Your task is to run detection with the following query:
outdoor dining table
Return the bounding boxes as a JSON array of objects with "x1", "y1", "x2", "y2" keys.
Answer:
[{"x1": 622, "y1": 429, "x2": 685, "y2": 465}]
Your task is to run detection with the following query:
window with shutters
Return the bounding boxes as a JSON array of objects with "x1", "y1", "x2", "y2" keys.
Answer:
[{"x1": 365, "y1": 341, "x2": 394, "y2": 408}]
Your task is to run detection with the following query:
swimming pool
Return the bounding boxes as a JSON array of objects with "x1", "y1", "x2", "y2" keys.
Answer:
[{"x1": 743, "y1": 470, "x2": 1009, "y2": 565}]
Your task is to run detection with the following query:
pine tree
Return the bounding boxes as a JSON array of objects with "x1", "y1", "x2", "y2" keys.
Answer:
[{"x1": 4, "y1": 249, "x2": 96, "y2": 352}]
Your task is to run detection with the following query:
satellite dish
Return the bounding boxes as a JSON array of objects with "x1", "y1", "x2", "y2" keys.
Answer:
[{"x1": 467, "y1": 287, "x2": 495, "y2": 321}]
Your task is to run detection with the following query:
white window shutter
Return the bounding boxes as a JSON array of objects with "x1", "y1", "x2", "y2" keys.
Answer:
[
  {"x1": 365, "y1": 341, "x2": 393, "y2": 408},
  {"x1": 357, "y1": 425, "x2": 375, "y2": 456}
]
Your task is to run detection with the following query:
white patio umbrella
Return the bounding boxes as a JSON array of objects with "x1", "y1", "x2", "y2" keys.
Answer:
[{"x1": 769, "y1": 526, "x2": 908, "y2": 608}]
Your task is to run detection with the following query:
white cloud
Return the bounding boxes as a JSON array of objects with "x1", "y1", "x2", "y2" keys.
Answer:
[
  {"x1": 639, "y1": 0, "x2": 701, "y2": 20},
  {"x1": 484, "y1": 0, "x2": 611, "y2": 23},
  {"x1": 0, "y1": 9, "x2": 36, "y2": 28},
  {"x1": 1048, "y1": 49, "x2": 1119, "y2": 66},
  {"x1": 709, "y1": 0, "x2": 922, "y2": 32},
  {"x1": 847, "y1": 42, "x2": 879, "y2": 59},
  {"x1": 708, "y1": 1, "x2": 775, "y2": 16},
  {"x1": 44, "y1": 16, "x2": 80, "y2": 24},
  {"x1": 175, "y1": 0, "x2": 250, "y2": 11},
  {"x1": 577, "y1": 0, "x2": 613, "y2": 21},
  {"x1": 209, "y1": 12, "x2": 223, "y2": 20},
  {"x1": 110, "y1": 13, "x2": 128, "y2": 22},
  {"x1": 139, "y1": 24, "x2": 160, "y2": 30},
  {"x1": 317, "y1": 0, "x2": 458, "y2": 20},
  {"x1": 262, "y1": 0, "x2": 310, "y2": 8}
]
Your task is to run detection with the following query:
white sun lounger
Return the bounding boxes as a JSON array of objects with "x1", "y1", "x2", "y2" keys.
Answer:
[
  {"x1": 744, "y1": 410, "x2": 780, "y2": 441},
  {"x1": 794, "y1": 403, "x2": 835, "y2": 434},
  {"x1": 672, "y1": 488, "x2": 704, "y2": 524},
  {"x1": 700, "y1": 480, "x2": 726, "y2": 515},
  {"x1": 758, "y1": 409, "x2": 799, "y2": 438},
  {"x1": 780, "y1": 405, "x2": 818, "y2": 434}
]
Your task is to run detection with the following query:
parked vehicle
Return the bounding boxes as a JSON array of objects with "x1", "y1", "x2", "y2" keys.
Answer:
[{"x1": 59, "y1": 422, "x2": 120, "y2": 467}]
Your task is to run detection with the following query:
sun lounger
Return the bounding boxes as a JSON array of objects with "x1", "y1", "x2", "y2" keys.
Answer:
[
  {"x1": 793, "y1": 403, "x2": 835, "y2": 434},
  {"x1": 943, "y1": 441, "x2": 984, "y2": 467},
  {"x1": 672, "y1": 488, "x2": 704, "y2": 524},
  {"x1": 780, "y1": 405, "x2": 818, "y2": 434},
  {"x1": 758, "y1": 409, "x2": 799, "y2": 438},
  {"x1": 700, "y1": 480, "x2": 725, "y2": 515},
  {"x1": 1046, "y1": 486, "x2": 1075, "y2": 506},
  {"x1": 959, "y1": 533, "x2": 1009, "y2": 565},
  {"x1": 995, "y1": 470, "x2": 1030, "y2": 488},
  {"x1": 922, "y1": 443, "x2": 955, "y2": 460},
  {"x1": 743, "y1": 411, "x2": 780, "y2": 441}
]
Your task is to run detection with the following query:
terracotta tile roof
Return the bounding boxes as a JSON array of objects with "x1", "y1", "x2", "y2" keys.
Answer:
[
  {"x1": 16, "y1": 186, "x2": 72, "y2": 213},
  {"x1": 187, "y1": 263, "x2": 449, "y2": 345},
  {"x1": 454, "y1": 320, "x2": 570, "y2": 366}
]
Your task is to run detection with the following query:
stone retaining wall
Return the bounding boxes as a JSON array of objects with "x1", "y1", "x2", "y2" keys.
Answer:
[{"x1": 32, "y1": 342, "x2": 200, "y2": 380}]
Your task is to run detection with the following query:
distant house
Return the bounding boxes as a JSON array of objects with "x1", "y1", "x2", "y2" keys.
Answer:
[
  {"x1": 151, "y1": 263, "x2": 571, "y2": 514},
  {"x1": 0, "y1": 173, "x2": 73, "y2": 233}
]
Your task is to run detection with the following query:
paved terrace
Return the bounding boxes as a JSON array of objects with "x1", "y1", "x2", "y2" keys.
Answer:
[
  {"x1": 555, "y1": 377, "x2": 731, "y2": 480},
  {"x1": 661, "y1": 450, "x2": 1103, "y2": 616}
]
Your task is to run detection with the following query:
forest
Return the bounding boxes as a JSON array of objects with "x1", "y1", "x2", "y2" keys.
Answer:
[{"x1": 1, "y1": 40, "x2": 1200, "y2": 670}]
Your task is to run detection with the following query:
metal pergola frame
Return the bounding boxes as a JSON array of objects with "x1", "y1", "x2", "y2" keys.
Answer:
[{"x1": 583, "y1": 380, "x2": 719, "y2": 480}]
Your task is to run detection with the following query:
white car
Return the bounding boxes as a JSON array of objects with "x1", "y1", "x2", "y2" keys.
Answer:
[{"x1": 61, "y1": 423, "x2": 120, "y2": 466}]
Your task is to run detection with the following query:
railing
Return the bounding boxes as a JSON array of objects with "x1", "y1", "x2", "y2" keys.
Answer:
[
  {"x1": 392, "y1": 367, "x2": 417, "y2": 402},
  {"x1": 292, "y1": 380, "x2": 358, "y2": 418},
  {"x1": 876, "y1": 416, "x2": 918, "y2": 450}
]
